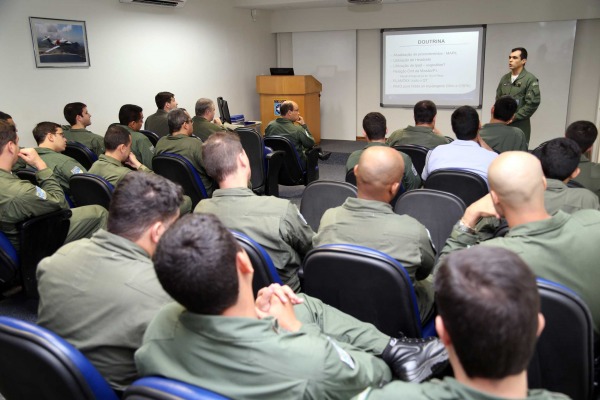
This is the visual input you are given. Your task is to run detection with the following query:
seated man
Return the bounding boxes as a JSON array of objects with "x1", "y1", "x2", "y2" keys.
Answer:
[
  {"x1": 317, "y1": 146, "x2": 435, "y2": 321},
  {"x1": 154, "y1": 108, "x2": 215, "y2": 196},
  {"x1": 63, "y1": 102, "x2": 105, "y2": 156},
  {"x1": 265, "y1": 100, "x2": 329, "y2": 166},
  {"x1": 358, "y1": 246, "x2": 567, "y2": 400},
  {"x1": 0, "y1": 120, "x2": 107, "y2": 251},
  {"x1": 422, "y1": 106, "x2": 497, "y2": 185},
  {"x1": 144, "y1": 91, "x2": 178, "y2": 138},
  {"x1": 535, "y1": 137, "x2": 599, "y2": 214},
  {"x1": 565, "y1": 120, "x2": 600, "y2": 197},
  {"x1": 135, "y1": 213, "x2": 448, "y2": 399},
  {"x1": 347, "y1": 112, "x2": 421, "y2": 191},
  {"x1": 37, "y1": 173, "x2": 182, "y2": 392},
  {"x1": 1, "y1": 111, "x2": 27, "y2": 173},
  {"x1": 387, "y1": 100, "x2": 448, "y2": 148},
  {"x1": 439, "y1": 151, "x2": 600, "y2": 333},
  {"x1": 31, "y1": 121, "x2": 86, "y2": 202},
  {"x1": 192, "y1": 98, "x2": 225, "y2": 141},
  {"x1": 194, "y1": 131, "x2": 313, "y2": 292},
  {"x1": 479, "y1": 95, "x2": 528, "y2": 153},
  {"x1": 118, "y1": 104, "x2": 155, "y2": 169}
]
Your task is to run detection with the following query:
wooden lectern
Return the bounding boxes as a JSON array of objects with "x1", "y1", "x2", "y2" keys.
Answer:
[{"x1": 256, "y1": 75, "x2": 322, "y2": 142}]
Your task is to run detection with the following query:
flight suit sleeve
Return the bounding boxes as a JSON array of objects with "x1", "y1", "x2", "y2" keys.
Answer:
[
  {"x1": 296, "y1": 124, "x2": 316, "y2": 150},
  {"x1": 91, "y1": 136, "x2": 105, "y2": 157},
  {"x1": 513, "y1": 77, "x2": 540, "y2": 121},
  {"x1": 400, "y1": 153, "x2": 421, "y2": 191},
  {"x1": 434, "y1": 222, "x2": 479, "y2": 275},
  {"x1": 416, "y1": 227, "x2": 436, "y2": 281},
  {"x1": 281, "y1": 203, "x2": 315, "y2": 259},
  {"x1": 13, "y1": 169, "x2": 69, "y2": 218}
]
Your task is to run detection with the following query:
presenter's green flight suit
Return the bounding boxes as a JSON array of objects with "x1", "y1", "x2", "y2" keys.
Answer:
[
  {"x1": 265, "y1": 118, "x2": 315, "y2": 166},
  {"x1": 496, "y1": 68, "x2": 540, "y2": 143},
  {"x1": 62, "y1": 126, "x2": 105, "y2": 157},
  {"x1": 192, "y1": 116, "x2": 223, "y2": 142},
  {"x1": 573, "y1": 155, "x2": 600, "y2": 199},
  {"x1": 0, "y1": 167, "x2": 107, "y2": 251},
  {"x1": 544, "y1": 178, "x2": 600, "y2": 214},
  {"x1": 345, "y1": 142, "x2": 421, "y2": 191},
  {"x1": 439, "y1": 210, "x2": 600, "y2": 332},
  {"x1": 135, "y1": 301, "x2": 391, "y2": 400},
  {"x1": 154, "y1": 134, "x2": 215, "y2": 197},
  {"x1": 479, "y1": 123, "x2": 528, "y2": 153},
  {"x1": 194, "y1": 187, "x2": 314, "y2": 292},
  {"x1": 144, "y1": 109, "x2": 170, "y2": 138},
  {"x1": 122, "y1": 126, "x2": 155, "y2": 170},
  {"x1": 387, "y1": 126, "x2": 448, "y2": 149},
  {"x1": 35, "y1": 147, "x2": 86, "y2": 202}
]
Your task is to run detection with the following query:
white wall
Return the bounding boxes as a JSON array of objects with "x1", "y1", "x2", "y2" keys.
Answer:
[{"x1": 0, "y1": 0, "x2": 276, "y2": 147}]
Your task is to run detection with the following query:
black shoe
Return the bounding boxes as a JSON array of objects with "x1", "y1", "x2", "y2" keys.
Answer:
[
  {"x1": 382, "y1": 336, "x2": 448, "y2": 383},
  {"x1": 318, "y1": 151, "x2": 331, "y2": 161}
]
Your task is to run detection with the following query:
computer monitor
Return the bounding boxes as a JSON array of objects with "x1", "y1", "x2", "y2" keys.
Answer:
[
  {"x1": 217, "y1": 96, "x2": 231, "y2": 124},
  {"x1": 270, "y1": 67, "x2": 295, "y2": 76}
]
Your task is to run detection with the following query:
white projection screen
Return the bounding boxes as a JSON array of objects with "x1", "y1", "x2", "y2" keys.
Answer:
[{"x1": 381, "y1": 26, "x2": 486, "y2": 108}]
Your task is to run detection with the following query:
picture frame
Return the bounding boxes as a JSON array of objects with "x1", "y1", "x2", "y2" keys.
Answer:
[{"x1": 29, "y1": 17, "x2": 90, "y2": 68}]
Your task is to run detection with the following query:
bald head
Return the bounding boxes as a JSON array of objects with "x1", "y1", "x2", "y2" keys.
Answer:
[
  {"x1": 355, "y1": 146, "x2": 404, "y2": 202},
  {"x1": 488, "y1": 151, "x2": 546, "y2": 210}
]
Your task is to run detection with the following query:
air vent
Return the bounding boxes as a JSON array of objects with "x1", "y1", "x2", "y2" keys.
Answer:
[
  {"x1": 348, "y1": 0, "x2": 383, "y2": 4},
  {"x1": 119, "y1": 0, "x2": 186, "y2": 8}
]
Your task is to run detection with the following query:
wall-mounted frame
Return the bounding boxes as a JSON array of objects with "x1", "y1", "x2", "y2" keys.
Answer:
[{"x1": 29, "y1": 17, "x2": 90, "y2": 68}]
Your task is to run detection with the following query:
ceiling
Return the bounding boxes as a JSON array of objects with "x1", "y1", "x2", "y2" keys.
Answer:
[{"x1": 232, "y1": 0, "x2": 437, "y2": 11}]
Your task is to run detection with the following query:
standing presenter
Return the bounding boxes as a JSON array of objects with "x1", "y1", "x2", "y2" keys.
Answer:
[{"x1": 496, "y1": 47, "x2": 540, "y2": 144}]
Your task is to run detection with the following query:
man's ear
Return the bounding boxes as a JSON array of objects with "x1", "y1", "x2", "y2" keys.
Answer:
[
  {"x1": 536, "y1": 313, "x2": 545, "y2": 337},
  {"x1": 236, "y1": 250, "x2": 254, "y2": 275},
  {"x1": 390, "y1": 181, "x2": 400, "y2": 198},
  {"x1": 490, "y1": 106, "x2": 495, "y2": 117},
  {"x1": 435, "y1": 316, "x2": 451, "y2": 346},
  {"x1": 569, "y1": 167, "x2": 581, "y2": 180}
]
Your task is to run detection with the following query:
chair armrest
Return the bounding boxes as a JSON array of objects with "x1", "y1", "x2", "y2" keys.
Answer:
[
  {"x1": 265, "y1": 150, "x2": 285, "y2": 197},
  {"x1": 305, "y1": 147, "x2": 320, "y2": 184}
]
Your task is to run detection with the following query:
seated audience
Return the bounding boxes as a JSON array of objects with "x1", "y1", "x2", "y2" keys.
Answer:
[
  {"x1": 565, "y1": 120, "x2": 600, "y2": 197},
  {"x1": 422, "y1": 106, "x2": 497, "y2": 185},
  {"x1": 62, "y1": 102, "x2": 105, "y2": 156},
  {"x1": 0, "y1": 120, "x2": 106, "y2": 251},
  {"x1": 479, "y1": 95, "x2": 528, "y2": 153},
  {"x1": 535, "y1": 137, "x2": 599, "y2": 213},
  {"x1": 346, "y1": 112, "x2": 421, "y2": 191},
  {"x1": 192, "y1": 98, "x2": 225, "y2": 141},
  {"x1": 387, "y1": 100, "x2": 448, "y2": 148},
  {"x1": 118, "y1": 104, "x2": 155, "y2": 169},
  {"x1": 144, "y1": 91, "x2": 178, "y2": 138},
  {"x1": 135, "y1": 213, "x2": 448, "y2": 399},
  {"x1": 440, "y1": 151, "x2": 600, "y2": 333},
  {"x1": 357, "y1": 246, "x2": 568, "y2": 400},
  {"x1": 316, "y1": 146, "x2": 435, "y2": 321},
  {"x1": 194, "y1": 131, "x2": 312, "y2": 292},
  {"x1": 37, "y1": 173, "x2": 182, "y2": 392},
  {"x1": 154, "y1": 108, "x2": 215, "y2": 196},
  {"x1": 31, "y1": 121, "x2": 86, "y2": 202}
]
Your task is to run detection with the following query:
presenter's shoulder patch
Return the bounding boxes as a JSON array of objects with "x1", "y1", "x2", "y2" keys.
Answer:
[{"x1": 35, "y1": 186, "x2": 47, "y2": 200}]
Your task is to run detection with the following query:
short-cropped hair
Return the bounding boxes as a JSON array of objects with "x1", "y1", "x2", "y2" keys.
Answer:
[
  {"x1": 451, "y1": 106, "x2": 480, "y2": 140},
  {"x1": 362, "y1": 112, "x2": 386, "y2": 141},
  {"x1": 536, "y1": 137, "x2": 581, "y2": 181},
  {"x1": 414, "y1": 100, "x2": 437, "y2": 124},
  {"x1": 493, "y1": 96, "x2": 518, "y2": 122},
  {"x1": 155, "y1": 92, "x2": 174, "y2": 109},
  {"x1": 0, "y1": 120, "x2": 17, "y2": 154},
  {"x1": 565, "y1": 121, "x2": 598, "y2": 153},
  {"x1": 202, "y1": 131, "x2": 243, "y2": 182},
  {"x1": 512, "y1": 47, "x2": 528, "y2": 60},
  {"x1": 32, "y1": 122, "x2": 61, "y2": 145},
  {"x1": 195, "y1": 98, "x2": 214, "y2": 117},
  {"x1": 63, "y1": 102, "x2": 87, "y2": 125},
  {"x1": 104, "y1": 124, "x2": 131, "y2": 151},
  {"x1": 279, "y1": 101, "x2": 295, "y2": 116},
  {"x1": 119, "y1": 104, "x2": 143, "y2": 125},
  {"x1": 435, "y1": 246, "x2": 540, "y2": 379},
  {"x1": 153, "y1": 213, "x2": 240, "y2": 315},
  {"x1": 167, "y1": 108, "x2": 189, "y2": 134}
]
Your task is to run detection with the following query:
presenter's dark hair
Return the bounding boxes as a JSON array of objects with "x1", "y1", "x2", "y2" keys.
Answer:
[
  {"x1": 32, "y1": 122, "x2": 61, "y2": 145},
  {"x1": 435, "y1": 246, "x2": 540, "y2": 379},
  {"x1": 202, "y1": 131, "x2": 243, "y2": 182},
  {"x1": 119, "y1": 104, "x2": 143, "y2": 125},
  {"x1": 512, "y1": 47, "x2": 528, "y2": 60},
  {"x1": 167, "y1": 108, "x2": 189, "y2": 134},
  {"x1": 63, "y1": 102, "x2": 87, "y2": 125},
  {"x1": 536, "y1": 138, "x2": 581, "y2": 181},
  {"x1": 493, "y1": 96, "x2": 518, "y2": 122},
  {"x1": 451, "y1": 106, "x2": 479, "y2": 140},
  {"x1": 280, "y1": 101, "x2": 295, "y2": 116},
  {"x1": 362, "y1": 112, "x2": 386, "y2": 141},
  {"x1": 155, "y1": 92, "x2": 175, "y2": 109},
  {"x1": 414, "y1": 100, "x2": 437, "y2": 124},
  {"x1": 108, "y1": 172, "x2": 183, "y2": 242},
  {"x1": 104, "y1": 124, "x2": 131, "y2": 151},
  {"x1": 565, "y1": 120, "x2": 598, "y2": 153},
  {"x1": 153, "y1": 213, "x2": 240, "y2": 315}
]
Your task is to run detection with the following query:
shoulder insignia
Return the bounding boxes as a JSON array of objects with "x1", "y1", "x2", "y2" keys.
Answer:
[
  {"x1": 297, "y1": 209, "x2": 308, "y2": 225},
  {"x1": 149, "y1": 145, "x2": 155, "y2": 152},
  {"x1": 327, "y1": 336, "x2": 355, "y2": 369},
  {"x1": 71, "y1": 166, "x2": 83, "y2": 174},
  {"x1": 35, "y1": 186, "x2": 47, "y2": 200}
]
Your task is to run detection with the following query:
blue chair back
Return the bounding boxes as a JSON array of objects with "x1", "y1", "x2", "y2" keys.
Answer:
[
  {"x1": 69, "y1": 173, "x2": 114, "y2": 209},
  {"x1": 392, "y1": 144, "x2": 430, "y2": 176},
  {"x1": 153, "y1": 152, "x2": 208, "y2": 207},
  {"x1": 0, "y1": 231, "x2": 19, "y2": 286},
  {"x1": 423, "y1": 168, "x2": 489, "y2": 207},
  {"x1": 124, "y1": 376, "x2": 230, "y2": 399},
  {"x1": 0, "y1": 316, "x2": 118, "y2": 400},
  {"x1": 63, "y1": 142, "x2": 98, "y2": 170},
  {"x1": 140, "y1": 129, "x2": 160, "y2": 146},
  {"x1": 300, "y1": 180, "x2": 357, "y2": 231},
  {"x1": 264, "y1": 136, "x2": 318, "y2": 186}
]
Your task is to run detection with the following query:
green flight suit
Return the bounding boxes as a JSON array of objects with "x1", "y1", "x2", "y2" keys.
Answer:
[
  {"x1": 135, "y1": 301, "x2": 391, "y2": 400},
  {"x1": 345, "y1": 142, "x2": 422, "y2": 191},
  {"x1": 0, "y1": 168, "x2": 107, "y2": 251},
  {"x1": 479, "y1": 123, "x2": 528, "y2": 153},
  {"x1": 313, "y1": 197, "x2": 435, "y2": 321},
  {"x1": 265, "y1": 118, "x2": 315, "y2": 166},
  {"x1": 35, "y1": 147, "x2": 86, "y2": 202},
  {"x1": 37, "y1": 229, "x2": 172, "y2": 391},
  {"x1": 354, "y1": 377, "x2": 569, "y2": 400},
  {"x1": 192, "y1": 116, "x2": 223, "y2": 142},
  {"x1": 496, "y1": 68, "x2": 541, "y2": 143},
  {"x1": 387, "y1": 125, "x2": 448, "y2": 149},
  {"x1": 62, "y1": 126, "x2": 105, "y2": 157},
  {"x1": 544, "y1": 178, "x2": 599, "y2": 214},
  {"x1": 194, "y1": 187, "x2": 314, "y2": 292},
  {"x1": 144, "y1": 109, "x2": 170, "y2": 138},
  {"x1": 154, "y1": 134, "x2": 215, "y2": 197},
  {"x1": 89, "y1": 155, "x2": 192, "y2": 214},
  {"x1": 573, "y1": 155, "x2": 600, "y2": 198},
  {"x1": 439, "y1": 210, "x2": 600, "y2": 332},
  {"x1": 121, "y1": 126, "x2": 155, "y2": 170}
]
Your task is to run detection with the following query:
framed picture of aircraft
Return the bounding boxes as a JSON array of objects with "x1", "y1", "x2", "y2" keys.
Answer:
[{"x1": 29, "y1": 17, "x2": 90, "y2": 68}]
